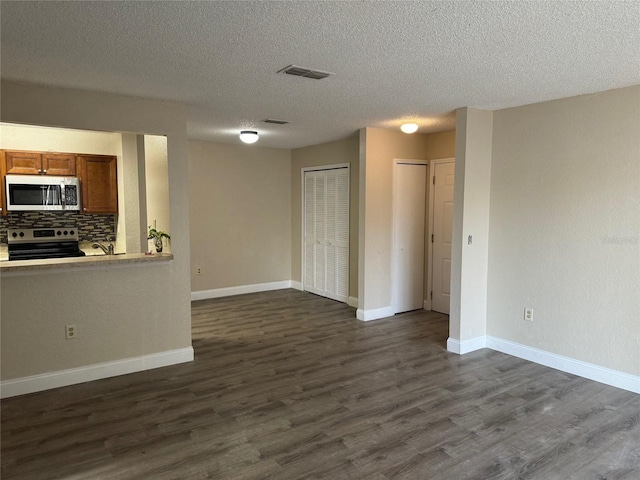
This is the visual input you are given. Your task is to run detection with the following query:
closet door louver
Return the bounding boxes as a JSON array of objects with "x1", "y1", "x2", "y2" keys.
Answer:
[{"x1": 303, "y1": 167, "x2": 349, "y2": 303}]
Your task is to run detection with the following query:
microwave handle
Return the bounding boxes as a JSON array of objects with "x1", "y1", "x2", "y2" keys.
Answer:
[{"x1": 60, "y1": 182, "x2": 66, "y2": 208}]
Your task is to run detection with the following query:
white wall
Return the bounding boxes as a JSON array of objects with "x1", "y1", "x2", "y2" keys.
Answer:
[
  {"x1": 1, "y1": 80, "x2": 192, "y2": 382},
  {"x1": 488, "y1": 85, "x2": 640, "y2": 376},
  {"x1": 188, "y1": 140, "x2": 291, "y2": 293}
]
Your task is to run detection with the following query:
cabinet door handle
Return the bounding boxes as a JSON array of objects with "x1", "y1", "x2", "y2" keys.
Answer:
[
  {"x1": 42, "y1": 169, "x2": 47, "y2": 174},
  {"x1": 38, "y1": 169, "x2": 43, "y2": 173},
  {"x1": 83, "y1": 208, "x2": 87, "y2": 212}
]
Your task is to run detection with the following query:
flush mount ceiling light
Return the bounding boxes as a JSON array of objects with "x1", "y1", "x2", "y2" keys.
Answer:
[
  {"x1": 400, "y1": 123, "x2": 419, "y2": 134},
  {"x1": 239, "y1": 130, "x2": 259, "y2": 144}
]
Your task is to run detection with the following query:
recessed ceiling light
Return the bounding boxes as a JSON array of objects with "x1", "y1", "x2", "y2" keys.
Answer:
[
  {"x1": 239, "y1": 130, "x2": 259, "y2": 144},
  {"x1": 400, "y1": 123, "x2": 419, "y2": 134}
]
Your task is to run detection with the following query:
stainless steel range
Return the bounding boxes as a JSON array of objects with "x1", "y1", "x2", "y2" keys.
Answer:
[{"x1": 7, "y1": 227, "x2": 86, "y2": 261}]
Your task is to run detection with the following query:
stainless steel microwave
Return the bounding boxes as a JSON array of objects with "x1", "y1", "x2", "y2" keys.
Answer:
[{"x1": 5, "y1": 175, "x2": 81, "y2": 211}]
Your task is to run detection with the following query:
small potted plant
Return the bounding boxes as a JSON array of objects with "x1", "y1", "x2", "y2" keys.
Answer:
[{"x1": 148, "y1": 225, "x2": 170, "y2": 253}]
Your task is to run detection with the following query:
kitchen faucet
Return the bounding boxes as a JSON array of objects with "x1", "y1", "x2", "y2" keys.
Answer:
[{"x1": 92, "y1": 237, "x2": 115, "y2": 255}]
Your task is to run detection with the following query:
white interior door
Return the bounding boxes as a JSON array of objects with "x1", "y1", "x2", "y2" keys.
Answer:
[
  {"x1": 431, "y1": 161, "x2": 455, "y2": 314},
  {"x1": 303, "y1": 167, "x2": 349, "y2": 303},
  {"x1": 392, "y1": 162, "x2": 427, "y2": 314}
]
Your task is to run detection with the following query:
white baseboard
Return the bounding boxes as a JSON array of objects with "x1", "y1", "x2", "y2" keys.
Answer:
[
  {"x1": 447, "y1": 335, "x2": 639, "y2": 394},
  {"x1": 291, "y1": 280, "x2": 303, "y2": 291},
  {"x1": 191, "y1": 280, "x2": 292, "y2": 301},
  {"x1": 423, "y1": 299, "x2": 431, "y2": 311},
  {"x1": 356, "y1": 306, "x2": 394, "y2": 321},
  {"x1": 486, "y1": 336, "x2": 640, "y2": 395},
  {"x1": 1, "y1": 347, "x2": 194, "y2": 399},
  {"x1": 447, "y1": 336, "x2": 487, "y2": 354}
]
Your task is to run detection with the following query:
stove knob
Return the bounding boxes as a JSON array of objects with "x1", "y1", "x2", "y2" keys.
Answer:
[
  {"x1": 12, "y1": 232, "x2": 17, "y2": 238},
  {"x1": 19, "y1": 232, "x2": 24, "y2": 237},
  {"x1": 64, "y1": 230, "x2": 68, "y2": 235},
  {"x1": 57, "y1": 231, "x2": 62, "y2": 235},
  {"x1": 70, "y1": 230, "x2": 75, "y2": 235}
]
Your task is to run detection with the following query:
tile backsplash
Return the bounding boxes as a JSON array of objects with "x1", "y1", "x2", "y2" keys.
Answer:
[{"x1": 0, "y1": 212, "x2": 115, "y2": 243}]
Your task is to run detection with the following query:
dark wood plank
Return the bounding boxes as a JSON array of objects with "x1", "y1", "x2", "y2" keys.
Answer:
[{"x1": 2, "y1": 289, "x2": 639, "y2": 479}]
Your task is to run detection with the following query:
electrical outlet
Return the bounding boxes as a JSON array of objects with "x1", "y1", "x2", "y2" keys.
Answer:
[
  {"x1": 196, "y1": 267, "x2": 202, "y2": 275},
  {"x1": 66, "y1": 324, "x2": 77, "y2": 339},
  {"x1": 523, "y1": 308, "x2": 533, "y2": 322}
]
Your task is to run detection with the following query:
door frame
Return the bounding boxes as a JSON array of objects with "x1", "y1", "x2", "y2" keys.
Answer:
[
  {"x1": 391, "y1": 158, "x2": 429, "y2": 314},
  {"x1": 301, "y1": 163, "x2": 350, "y2": 300},
  {"x1": 426, "y1": 157, "x2": 455, "y2": 311}
]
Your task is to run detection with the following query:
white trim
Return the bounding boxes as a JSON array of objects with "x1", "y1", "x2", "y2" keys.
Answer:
[
  {"x1": 447, "y1": 336, "x2": 487, "y2": 354},
  {"x1": 486, "y1": 336, "x2": 640, "y2": 395},
  {"x1": 291, "y1": 280, "x2": 303, "y2": 291},
  {"x1": 356, "y1": 306, "x2": 394, "y2": 322},
  {"x1": 1, "y1": 347, "x2": 194, "y2": 398},
  {"x1": 191, "y1": 280, "x2": 292, "y2": 301},
  {"x1": 427, "y1": 158, "x2": 455, "y2": 315},
  {"x1": 347, "y1": 296, "x2": 358, "y2": 308},
  {"x1": 423, "y1": 300, "x2": 430, "y2": 311}
]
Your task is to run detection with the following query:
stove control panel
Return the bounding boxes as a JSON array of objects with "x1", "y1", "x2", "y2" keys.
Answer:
[{"x1": 7, "y1": 227, "x2": 80, "y2": 244}]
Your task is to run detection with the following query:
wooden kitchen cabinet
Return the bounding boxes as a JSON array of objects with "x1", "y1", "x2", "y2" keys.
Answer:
[
  {"x1": 2, "y1": 150, "x2": 76, "y2": 176},
  {"x1": 0, "y1": 153, "x2": 6, "y2": 216},
  {"x1": 3, "y1": 150, "x2": 42, "y2": 175},
  {"x1": 41, "y1": 153, "x2": 77, "y2": 176},
  {"x1": 77, "y1": 154, "x2": 118, "y2": 214}
]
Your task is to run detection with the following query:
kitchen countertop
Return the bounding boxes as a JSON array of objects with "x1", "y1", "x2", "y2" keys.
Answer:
[{"x1": 0, "y1": 252, "x2": 173, "y2": 274}]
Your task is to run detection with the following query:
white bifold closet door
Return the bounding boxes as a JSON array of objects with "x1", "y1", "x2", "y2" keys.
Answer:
[{"x1": 304, "y1": 168, "x2": 349, "y2": 303}]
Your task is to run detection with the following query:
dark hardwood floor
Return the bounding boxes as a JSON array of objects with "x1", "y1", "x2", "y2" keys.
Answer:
[{"x1": 2, "y1": 289, "x2": 639, "y2": 479}]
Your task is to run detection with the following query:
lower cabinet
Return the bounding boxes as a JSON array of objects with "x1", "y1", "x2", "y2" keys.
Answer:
[{"x1": 77, "y1": 154, "x2": 118, "y2": 214}]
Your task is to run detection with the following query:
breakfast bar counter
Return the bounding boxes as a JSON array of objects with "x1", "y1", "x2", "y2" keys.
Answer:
[{"x1": 0, "y1": 253, "x2": 173, "y2": 275}]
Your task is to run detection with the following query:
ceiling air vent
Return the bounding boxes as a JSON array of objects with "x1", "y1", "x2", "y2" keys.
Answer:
[
  {"x1": 264, "y1": 119, "x2": 289, "y2": 125},
  {"x1": 277, "y1": 65, "x2": 334, "y2": 80}
]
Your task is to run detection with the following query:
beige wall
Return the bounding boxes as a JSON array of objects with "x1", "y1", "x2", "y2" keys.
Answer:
[
  {"x1": 359, "y1": 128, "x2": 429, "y2": 314},
  {"x1": 119, "y1": 133, "x2": 140, "y2": 254},
  {"x1": 145, "y1": 135, "x2": 171, "y2": 253},
  {"x1": 188, "y1": 140, "x2": 291, "y2": 292},
  {"x1": 1, "y1": 80, "x2": 192, "y2": 380},
  {"x1": 291, "y1": 134, "x2": 359, "y2": 299},
  {"x1": 488, "y1": 85, "x2": 640, "y2": 375},
  {"x1": 426, "y1": 130, "x2": 456, "y2": 160},
  {"x1": 450, "y1": 108, "x2": 493, "y2": 343},
  {"x1": 0, "y1": 122, "x2": 121, "y2": 154}
]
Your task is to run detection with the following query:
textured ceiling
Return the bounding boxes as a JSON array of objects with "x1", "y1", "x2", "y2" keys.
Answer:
[{"x1": 1, "y1": 1, "x2": 639, "y2": 149}]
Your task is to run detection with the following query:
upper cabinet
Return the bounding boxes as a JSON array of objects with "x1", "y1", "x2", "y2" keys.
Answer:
[
  {"x1": 42, "y1": 153, "x2": 77, "y2": 176},
  {"x1": 1, "y1": 149, "x2": 118, "y2": 215},
  {"x1": 0, "y1": 154, "x2": 5, "y2": 215},
  {"x1": 3, "y1": 150, "x2": 76, "y2": 176},
  {"x1": 77, "y1": 154, "x2": 118, "y2": 214}
]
